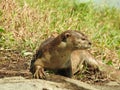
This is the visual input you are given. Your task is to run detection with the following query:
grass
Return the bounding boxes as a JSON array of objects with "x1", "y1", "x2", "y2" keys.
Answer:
[{"x1": 0, "y1": 0, "x2": 120, "y2": 66}]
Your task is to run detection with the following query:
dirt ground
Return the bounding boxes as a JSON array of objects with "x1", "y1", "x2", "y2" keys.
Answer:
[
  {"x1": 0, "y1": 49, "x2": 112, "y2": 85},
  {"x1": 0, "y1": 49, "x2": 31, "y2": 78}
]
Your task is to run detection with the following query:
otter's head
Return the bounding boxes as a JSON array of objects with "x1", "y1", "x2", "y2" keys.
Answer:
[{"x1": 61, "y1": 30, "x2": 91, "y2": 50}]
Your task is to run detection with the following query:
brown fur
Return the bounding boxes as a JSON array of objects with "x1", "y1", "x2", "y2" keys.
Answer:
[{"x1": 30, "y1": 30, "x2": 91, "y2": 79}]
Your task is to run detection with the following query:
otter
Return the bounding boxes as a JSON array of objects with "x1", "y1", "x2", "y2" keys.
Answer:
[{"x1": 30, "y1": 30, "x2": 92, "y2": 79}]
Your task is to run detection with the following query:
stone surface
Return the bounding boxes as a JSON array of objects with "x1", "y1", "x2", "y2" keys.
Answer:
[
  {"x1": 0, "y1": 76, "x2": 99, "y2": 90},
  {"x1": 0, "y1": 76, "x2": 120, "y2": 90},
  {"x1": 0, "y1": 77, "x2": 68, "y2": 90}
]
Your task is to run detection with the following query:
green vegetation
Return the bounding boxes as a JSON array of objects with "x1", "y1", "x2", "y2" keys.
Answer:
[{"x1": 0, "y1": 0, "x2": 120, "y2": 65}]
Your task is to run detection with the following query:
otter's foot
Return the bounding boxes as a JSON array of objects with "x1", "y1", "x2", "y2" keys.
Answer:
[{"x1": 33, "y1": 66, "x2": 46, "y2": 79}]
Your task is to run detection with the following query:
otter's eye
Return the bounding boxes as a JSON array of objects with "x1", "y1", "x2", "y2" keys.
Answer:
[{"x1": 81, "y1": 38, "x2": 86, "y2": 40}]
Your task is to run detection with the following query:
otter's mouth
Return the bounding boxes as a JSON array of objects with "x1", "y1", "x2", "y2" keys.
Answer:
[{"x1": 75, "y1": 44, "x2": 91, "y2": 50}]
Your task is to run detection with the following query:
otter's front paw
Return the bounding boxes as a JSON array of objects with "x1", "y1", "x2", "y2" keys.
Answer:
[{"x1": 33, "y1": 66, "x2": 46, "y2": 79}]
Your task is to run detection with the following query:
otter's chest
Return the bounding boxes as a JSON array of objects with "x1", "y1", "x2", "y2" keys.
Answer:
[{"x1": 48, "y1": 49, "x2": 71, "y2": 69}]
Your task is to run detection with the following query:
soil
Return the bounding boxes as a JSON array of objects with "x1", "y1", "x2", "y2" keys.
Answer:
[
  {"x1": 0, "y1": 49, "x2": 31, "y2": 78},
  {"x1": 0, "y1": 49, "x2": 115, "y2": 85}
]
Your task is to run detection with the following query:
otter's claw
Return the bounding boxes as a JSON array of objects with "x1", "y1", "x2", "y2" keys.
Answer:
[{"x1": 33, "y1": 66, "x2": 46, "y2": 79}]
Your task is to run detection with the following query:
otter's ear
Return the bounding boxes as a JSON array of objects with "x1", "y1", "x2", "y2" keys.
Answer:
[
  {"x1": 62, "y1": 33, "x2": 71, "y2": 42},
  {"x1": 65, "y1": 33, "x2": 71, "y2": 38}
]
